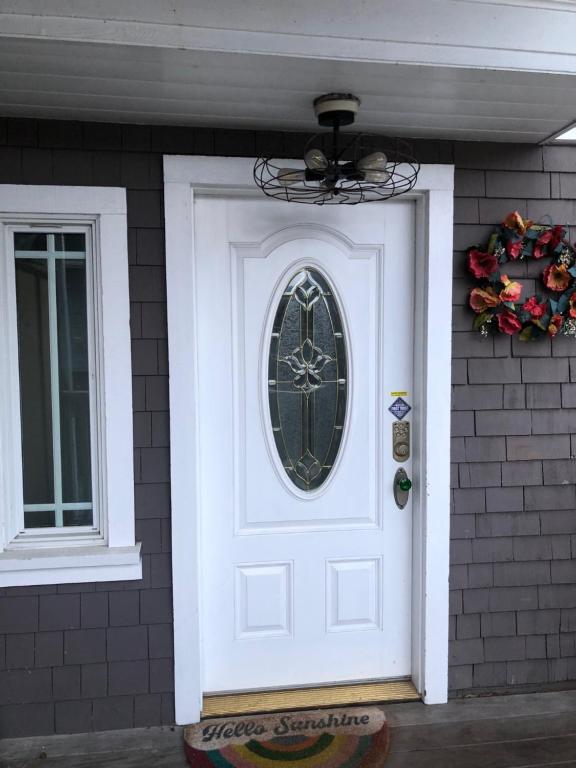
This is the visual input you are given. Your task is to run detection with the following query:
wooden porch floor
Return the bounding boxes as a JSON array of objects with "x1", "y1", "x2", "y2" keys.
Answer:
[{"x1": 1, "y1": 690, "x2": 575, "y2": 767}]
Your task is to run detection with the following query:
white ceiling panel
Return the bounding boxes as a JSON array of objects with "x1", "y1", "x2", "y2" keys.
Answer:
[
  {"x1": 0, "y1": 33, "x2": 575, "y2": 142},
  {"x1": 2, "y1": 0, "x2": 576, "y2": 74}
]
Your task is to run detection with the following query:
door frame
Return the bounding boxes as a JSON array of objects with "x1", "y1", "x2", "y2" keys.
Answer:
[{"x1": 164, "y1": 155, "x2": 454, "y2": 724}]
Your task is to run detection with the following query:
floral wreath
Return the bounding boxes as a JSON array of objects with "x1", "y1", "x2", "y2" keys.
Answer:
[{"x1": 468, "y1": 211, "x2": 576, "y2": 340}]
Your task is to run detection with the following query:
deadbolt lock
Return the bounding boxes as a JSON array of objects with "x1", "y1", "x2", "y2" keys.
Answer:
[{"x1": 392, "y1": 420, "x2": 410, "y2": 462}]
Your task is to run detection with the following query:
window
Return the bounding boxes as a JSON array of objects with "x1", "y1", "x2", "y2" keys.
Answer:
[
  {"x1": 15, "y1": 230, "x2": 96, "y2": 536},
  {"x1": 268, "y1": 267, "x2": 348, "y2": 491},
  {"x1": 0, "y1": 186, "x2": 141, "y2": 586}
]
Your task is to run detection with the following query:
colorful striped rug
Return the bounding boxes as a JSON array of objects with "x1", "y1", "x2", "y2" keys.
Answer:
[{"x1": 184, "y1": 707, "x2": 389, "y2": 768}]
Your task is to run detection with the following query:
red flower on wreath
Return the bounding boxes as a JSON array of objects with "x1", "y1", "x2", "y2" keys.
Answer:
[
  {"x1": 506, "y1": 239, "x2": 523, "y2": 260},
  {"x1": 499, "y1": 275, "x2": 522, "y2": 303},
  {"x1": 569, "y1": 292, "x2": 576, "y2": 319},
  {"x1": 548, "y1": 313, "x2": 564, "y2": 337},
  {"x1": 534, "y1": 230, "x2": 553, "y2": 259},
  {"x1": 469, "y1": 286, "x2": 500, "y2": 313},
  {"x1": 467, "y1": 249, "x2": 498, "y2": 279},
  {"x1": 550, "y1": 224, "x2": 565, "y2": 250},
  {"x1": 534, "y1": 226, "x2": 565, "y2": 259},
  {"x1": 543, "y1": 263, "x2": 571, "y2": 292},
  {"x1": 497, "y1": 309, "x2": 522, "y2": 335},
  {"x1": 522, "y1": 296, "x2": 547, "y2": 319}
]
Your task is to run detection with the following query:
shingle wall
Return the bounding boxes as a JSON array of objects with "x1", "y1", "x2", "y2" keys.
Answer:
[
  {"x1": 0, "y1": 117, "x2": 575, "y2": 736},
  {"x1": 0, "y1": 118, "x2": 174, "y2": 738},
  {"x1": 450, "y1": 142, "x2": 576, "y2": 693}
]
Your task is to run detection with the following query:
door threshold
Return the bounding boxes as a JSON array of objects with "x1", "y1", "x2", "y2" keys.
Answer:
[{"x1": 202, "y1": 679, "x2": 420, "y2": 717}]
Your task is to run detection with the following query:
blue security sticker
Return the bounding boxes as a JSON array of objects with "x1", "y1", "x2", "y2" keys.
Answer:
[{"x1": 388, "y1": 397, "x2": 411, "y2": 420}]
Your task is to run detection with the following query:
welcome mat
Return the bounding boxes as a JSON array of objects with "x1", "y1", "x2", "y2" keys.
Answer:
[{"x1": 184, "y1": 706, "x2": 389, "y2": 768}]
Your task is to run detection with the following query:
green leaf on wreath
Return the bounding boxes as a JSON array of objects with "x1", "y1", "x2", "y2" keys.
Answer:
[
  {"x1": 525, "y1": 228, "x2": 539, "y2": 240},
  {"x1": 488, "y1": 270, "x2": 501, "y2": 284},
  {"x1": 473, "y1": 312, "x2": 492, "y2": 330},
  {"x1": 519, "y1": 326, "x2": 534, "y2": 342},
  {"x1": 487, "y1": 233, "x2": 498, "y2": 254},
  {"x1": 568, "y1": 266, "x2": 576, "y2": 278},
  {"x1": 558, "y1": 293, "x2": 570, "y2": 314},
  {"x1": 550, "y1": 299, "x2": 559, "y2": 314}
]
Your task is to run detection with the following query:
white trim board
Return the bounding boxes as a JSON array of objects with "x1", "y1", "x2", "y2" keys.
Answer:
[
  {"x1": 164, "y1": 156, "x2": 454, "y2": 723},
  {"x1": 0, "y1": 545, "x2": 141, "y2": 587}
]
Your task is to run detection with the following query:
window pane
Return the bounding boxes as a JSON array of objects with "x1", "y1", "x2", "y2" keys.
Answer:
[
  {"x1": 56, "y1": 257, "x2": 93, "y2": 506},
  {"x1": 54, "y1": 233, "x2": 86, "y2": 252},
  {"x1": 63, "y1": 508, "x2": 93, "y2": 527},
  {"x1": 24, "y1": 509, "x2": 55, "y2": 528},
  {"x1": 14, "y1": 232, "x2": 47, "y2": 251},
  {"x1": 15, "y1": 232, "x2": 94, "y2": 532},
  {"x1": 15, "y1": 259, "x2": 54, "y2": 504},
  {"x1": 268, "y1": 267, "x2": 348, "y2": 492}
]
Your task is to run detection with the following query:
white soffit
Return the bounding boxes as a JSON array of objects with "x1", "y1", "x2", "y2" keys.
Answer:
[{"x1": 0, "y1": 0, "x2": 576, "y2": 142}]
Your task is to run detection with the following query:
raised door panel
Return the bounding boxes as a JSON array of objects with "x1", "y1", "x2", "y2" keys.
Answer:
[
  {"x1": 235, "y1": 562, "x2": 293, "y2": 639},
  {"x1": 326, "y1": 558, "x2": 382, "y2": 632}
]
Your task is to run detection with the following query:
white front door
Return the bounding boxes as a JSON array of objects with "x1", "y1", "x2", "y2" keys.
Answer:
[{"x1": 195, "y1": 196, "x2": 415, "y2": 693}]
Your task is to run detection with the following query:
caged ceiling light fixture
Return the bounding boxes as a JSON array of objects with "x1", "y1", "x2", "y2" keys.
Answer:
[{"x1": 253, "y1": 93, "x2": 420, "y2": 205}]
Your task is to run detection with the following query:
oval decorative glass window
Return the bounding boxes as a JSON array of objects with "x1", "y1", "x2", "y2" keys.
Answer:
[{"x1": 268, "y1": 267, "x2": 348, "y2": 491}]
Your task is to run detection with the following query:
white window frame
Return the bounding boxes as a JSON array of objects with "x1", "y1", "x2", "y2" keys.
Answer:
[{"x1": 0, "y1": 185, "x2": 141, "y2": 586}]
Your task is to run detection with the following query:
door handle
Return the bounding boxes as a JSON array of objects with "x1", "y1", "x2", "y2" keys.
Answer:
[{"x1": 394, "y1": 468, "x2": 412, "y2": 510}]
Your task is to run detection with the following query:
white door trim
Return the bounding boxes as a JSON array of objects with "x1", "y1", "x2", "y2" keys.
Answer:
[{"x1": 164, "y1": 156, "x2": 454, "y2": 724}]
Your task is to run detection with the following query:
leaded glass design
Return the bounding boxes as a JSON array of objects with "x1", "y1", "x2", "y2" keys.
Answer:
[{"x1": 268, "y1": 267, "x2": 347, "y2": 491}]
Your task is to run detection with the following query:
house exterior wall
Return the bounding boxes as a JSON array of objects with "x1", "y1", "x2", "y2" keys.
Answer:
[
  {"x1": 0, "y1": 116, "x2": 574, "y2": 737},
  {"x1": 450, "y1": 143, "x2": 576, "y2": 693}
]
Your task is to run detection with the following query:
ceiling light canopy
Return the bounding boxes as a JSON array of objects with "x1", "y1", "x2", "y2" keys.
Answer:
[{"x1": 253, "y1": 93, "x2": 420, "y2": 205}]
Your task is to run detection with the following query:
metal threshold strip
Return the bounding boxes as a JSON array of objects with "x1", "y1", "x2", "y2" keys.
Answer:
[{"x1": 202, "y1": 679, "x2": 420, "y2": 717}]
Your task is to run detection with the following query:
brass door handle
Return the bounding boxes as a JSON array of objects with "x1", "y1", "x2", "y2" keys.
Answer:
[{"x1": 394, "y1": 468, "x2": 412, "y2": 509}]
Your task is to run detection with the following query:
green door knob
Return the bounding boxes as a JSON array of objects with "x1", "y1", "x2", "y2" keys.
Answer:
[{"x1": 399, "y1": 477, "x2": 412, "y2": 492}]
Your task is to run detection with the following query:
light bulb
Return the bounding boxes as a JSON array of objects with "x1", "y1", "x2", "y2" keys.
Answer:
[
  {"x1": 304, "y1": 149, "x2": 329, "y2": 171},
  {"x1": 277, "y1": 168, "x2": 306, "y2": 186},
  {"x1": 363, "y1": 169, "x2": 391, "y2": 183},
  {"x1": 357, "y1": 151, "x2": 388, "y2": 171}
]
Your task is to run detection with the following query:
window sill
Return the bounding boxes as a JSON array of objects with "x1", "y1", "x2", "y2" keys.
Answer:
[{"x1": 0, "y1": 543, "x2": 142, "y2": 587}]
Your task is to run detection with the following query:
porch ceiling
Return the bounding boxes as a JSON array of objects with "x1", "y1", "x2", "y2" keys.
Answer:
[{"x1": 1, "y1": 0, "x2": 576, "y2": 143}]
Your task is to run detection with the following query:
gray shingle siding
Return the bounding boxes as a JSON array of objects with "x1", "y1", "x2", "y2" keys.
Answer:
[
  {"x1": 0, "y1": 118, "x2": 174, "y2": 738},
  {"x1": 451, "y1": 144, "x2": 576, "y2": 694}
]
